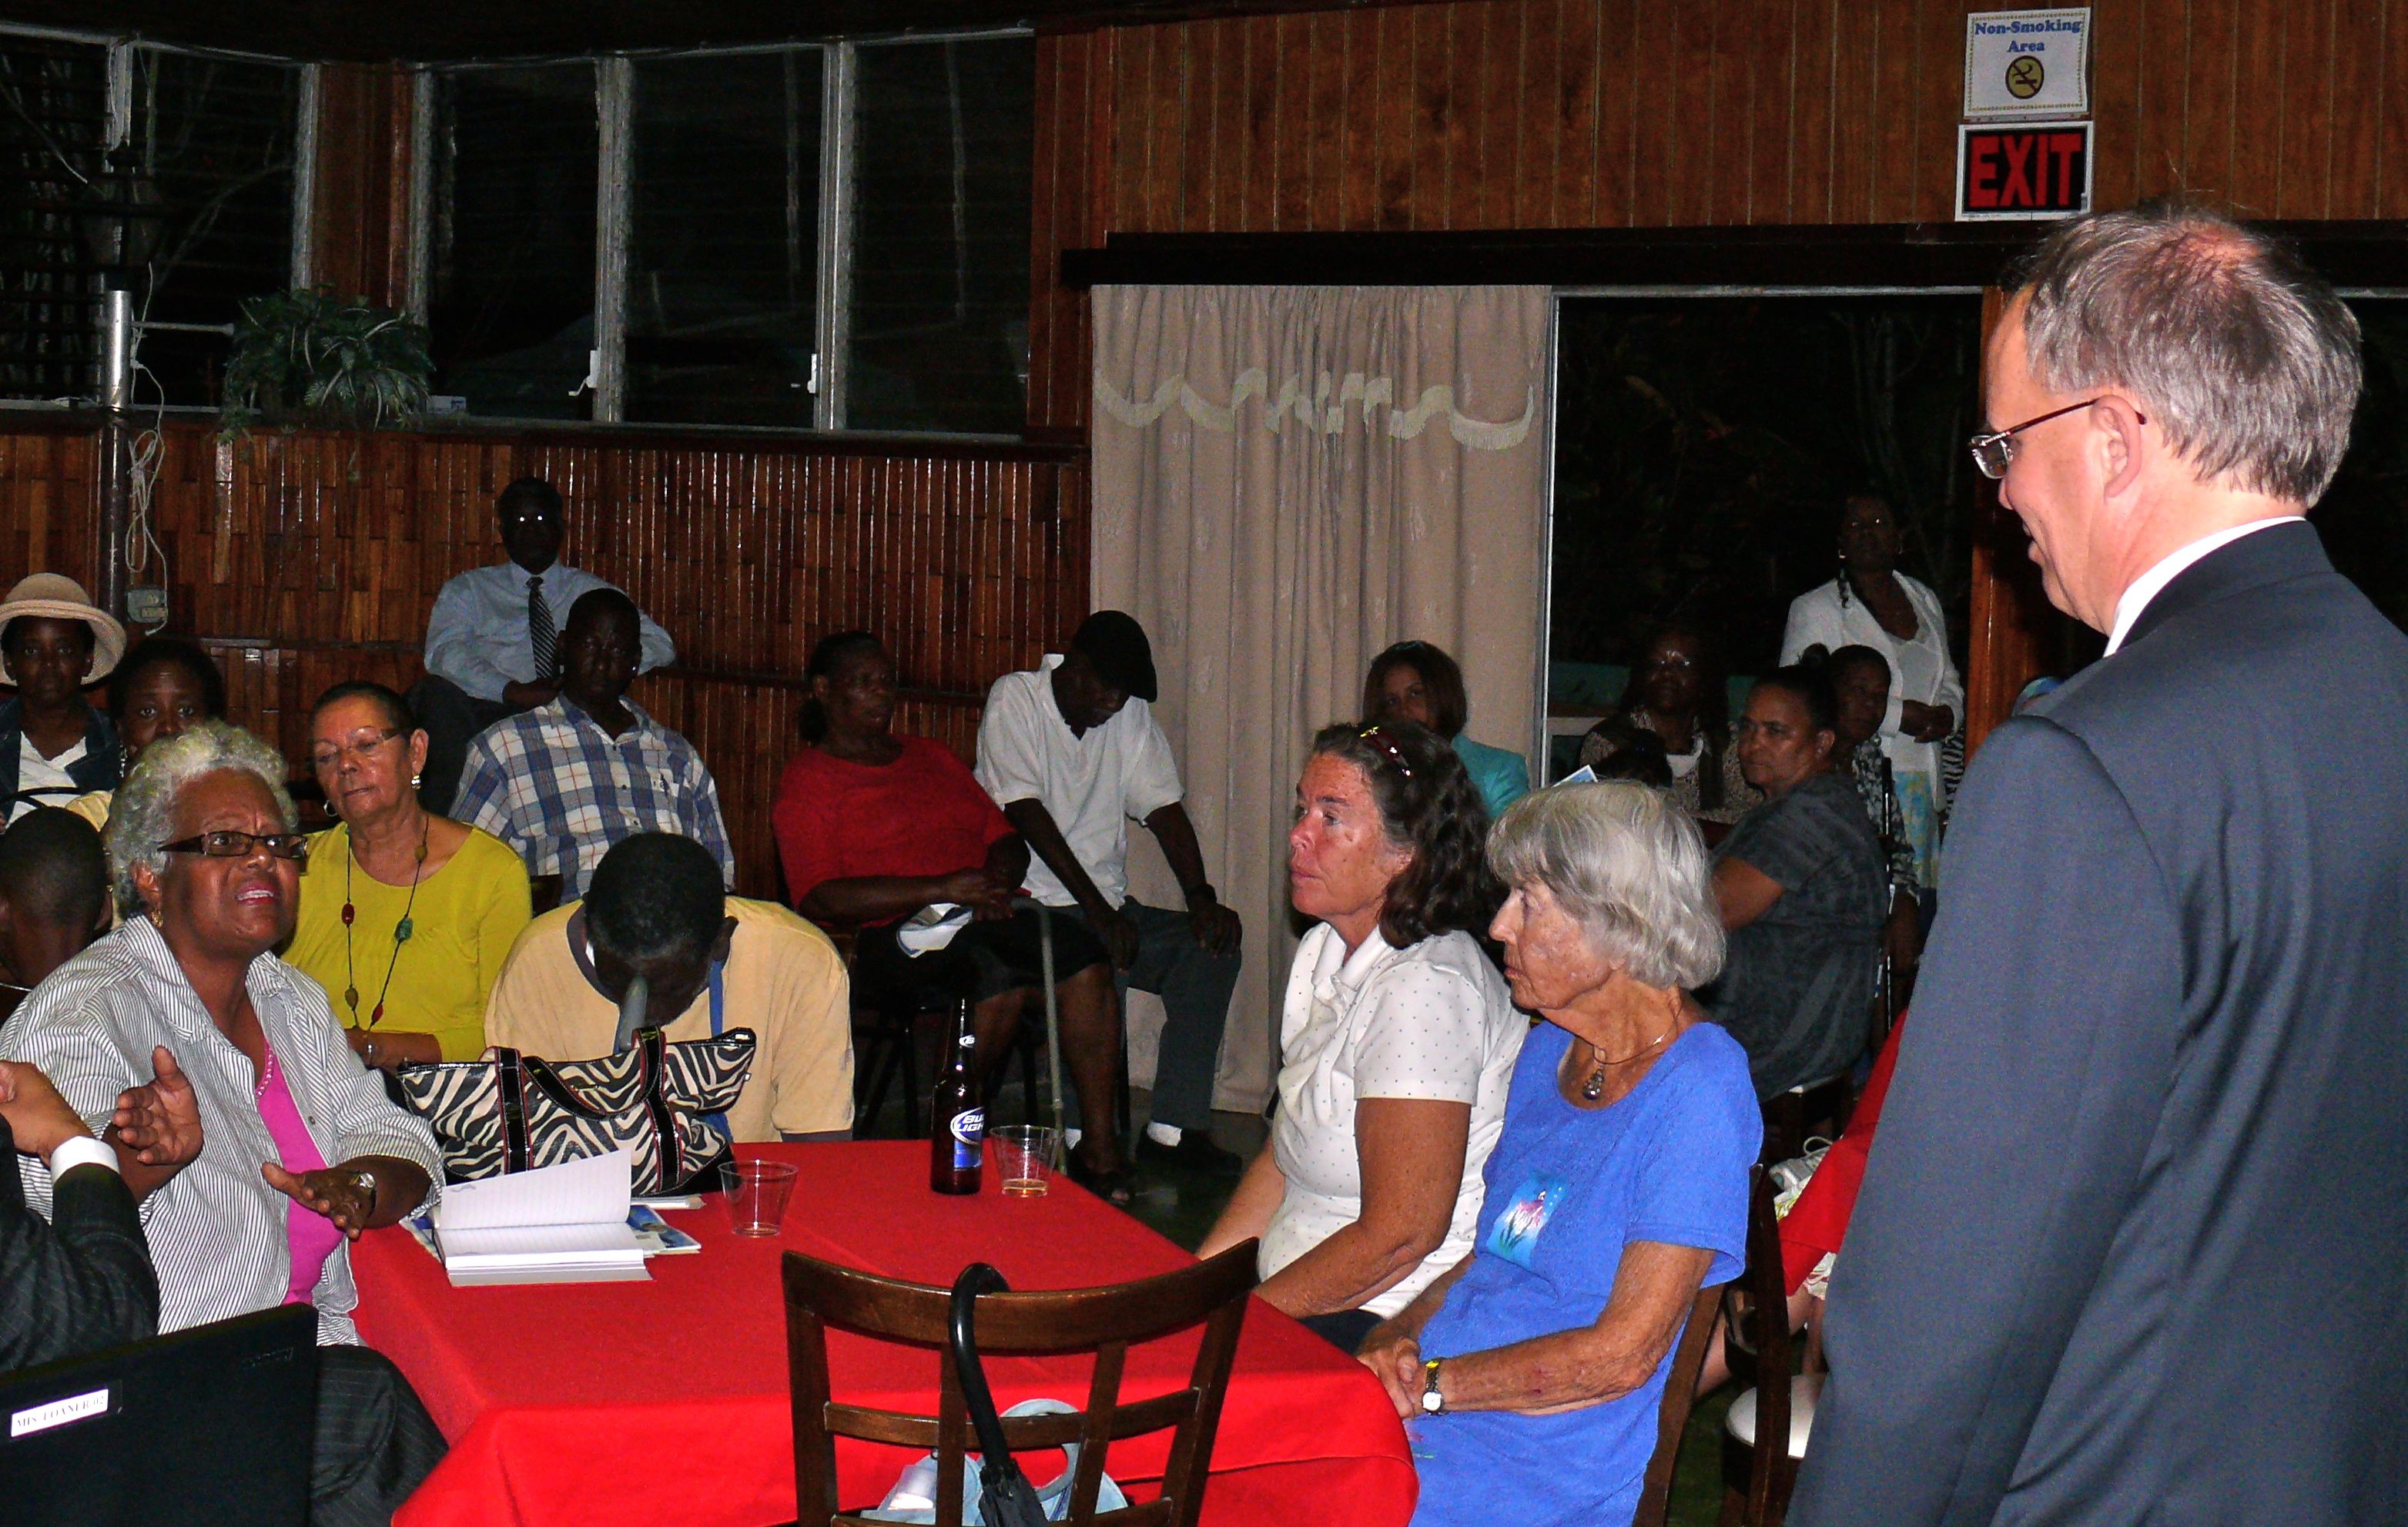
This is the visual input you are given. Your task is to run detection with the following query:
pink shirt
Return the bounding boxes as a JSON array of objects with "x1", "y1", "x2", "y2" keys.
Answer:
[{"x1": 254, "y1": 1046, "x2": 344, "y2": 1306}]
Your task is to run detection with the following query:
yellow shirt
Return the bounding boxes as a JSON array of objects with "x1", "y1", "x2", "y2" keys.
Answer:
[
  {"x1": 484, "y1": 898, "x2": 854, "y2": 1143},
  {"x1": 286, "y1": 823, "x2": 534, "y2": 1061},
  {"x1": 64, "y1": 790, "x2": 111, "y2": 830}
]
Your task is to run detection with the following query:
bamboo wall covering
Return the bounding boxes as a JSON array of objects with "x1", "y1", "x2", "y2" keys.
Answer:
[{"x1": 0, "y1": 417, "x2": 1087, "y2": 899}]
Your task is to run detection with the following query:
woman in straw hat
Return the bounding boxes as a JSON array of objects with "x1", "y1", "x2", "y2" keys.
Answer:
[{"x1": 0, "y1": 574, "x2": 127, "y2": 825}]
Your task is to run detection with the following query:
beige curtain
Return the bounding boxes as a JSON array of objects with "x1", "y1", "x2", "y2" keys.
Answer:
[{"x1": 1091, "y1": 285, "x2": 1551, "y2": 1112}]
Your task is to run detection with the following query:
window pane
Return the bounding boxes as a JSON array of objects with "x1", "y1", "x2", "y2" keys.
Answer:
[
  {"x1": 0, "y1": 38, "x2": 109, "y2": 401},
  {"x1": 625, "y1": 51, "x2": 822, "y2": 427},
  {"x1": 132, "y1": 50, "x2": 300, "y2": 405},
  {"x1": 848, "y1": 36, "x2": 1032, "y2": 434},
  {"x1": 0, "y1": 44, "x2": 299, "y2": 407},
  {"x1": 431, "y1": 65, "x2": 596, "y2": 419}
]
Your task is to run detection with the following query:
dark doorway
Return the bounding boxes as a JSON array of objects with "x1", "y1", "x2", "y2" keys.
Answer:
[
  {"x1": 2321, "y1": 299, "x2": 2408, "y2": 632},
  {"x1": 1546, "y1": 293, "x2": 1983, "y2": 775}
]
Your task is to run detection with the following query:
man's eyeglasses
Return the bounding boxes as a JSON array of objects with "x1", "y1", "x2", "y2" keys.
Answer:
[
  {"x1": 1968, "y1": 397, "x2": 2148, "y2": 480},
  {"x1": 1358, "y1": 725, "x2": 1414, "y2": 779},
  {"x1": 159, "y1": 830, "x2": 310, "y2": 862},
  {"x1": 309, "y1": 728, "x2": 404, "y2": 771}
]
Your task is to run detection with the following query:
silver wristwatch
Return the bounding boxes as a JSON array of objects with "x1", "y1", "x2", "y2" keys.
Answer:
[{"x1": 1419, "y1": 1358, "x2": 1446, "y2": 1415}]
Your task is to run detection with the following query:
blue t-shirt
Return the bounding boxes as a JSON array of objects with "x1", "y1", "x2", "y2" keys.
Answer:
[
  {"x1": 1450, "y1": 735, "x2": 1531, "y2": 822},
  {"x1": 1408, "y1": 1021, "x2": 1758, "y2": 1527}
]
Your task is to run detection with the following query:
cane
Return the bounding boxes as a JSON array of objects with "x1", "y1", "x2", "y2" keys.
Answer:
[{"x1": 1033, "y1": 900, "x2": 1067, "y2": 1168}]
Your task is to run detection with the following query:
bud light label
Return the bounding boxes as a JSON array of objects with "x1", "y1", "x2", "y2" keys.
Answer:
[{"x1": 949, "y1": 1107, "x2": 984, "y2": 1170}]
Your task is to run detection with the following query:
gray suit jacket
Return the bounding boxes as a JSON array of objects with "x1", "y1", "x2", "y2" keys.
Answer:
[
  {"x1": 1793, "y1": 522, "x2": 2408, "y2": 1525},
  {"x1": 1, "y1": 1115, "x2": 156, "y2": 1372}
]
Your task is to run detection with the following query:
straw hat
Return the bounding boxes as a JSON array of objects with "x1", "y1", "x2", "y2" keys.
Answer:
[{"x1": 0, "y1": 574, "x2": 128, "y2": 687}]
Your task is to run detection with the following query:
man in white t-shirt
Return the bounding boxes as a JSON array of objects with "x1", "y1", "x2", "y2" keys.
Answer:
[{"x1": 975, "y1": 611, "x2": 1244, "y2": 1178}]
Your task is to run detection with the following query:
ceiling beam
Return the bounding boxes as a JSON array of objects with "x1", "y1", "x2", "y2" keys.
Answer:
[
  {"x1": 0, "y1": 0, "x2": 1445, "y2": 63},
  {"x1": 1059, "y1": 222, "x2": 2408, "y2": 291}
]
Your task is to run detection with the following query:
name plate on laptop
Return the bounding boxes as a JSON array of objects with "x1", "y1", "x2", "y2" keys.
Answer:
[{"x1": 12, "y1": 1388, "x2": 109, "y2": 1438}]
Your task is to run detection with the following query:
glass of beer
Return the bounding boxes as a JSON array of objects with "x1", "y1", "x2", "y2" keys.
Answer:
[{"x1": 991, "y1": 1126, "x2": 1059, "y2": 1197}]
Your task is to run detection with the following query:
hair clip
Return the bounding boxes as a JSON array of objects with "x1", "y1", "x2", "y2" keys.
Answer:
[{"x1": 1358, "y1": 725, "x2": 1414, "y2": 779}]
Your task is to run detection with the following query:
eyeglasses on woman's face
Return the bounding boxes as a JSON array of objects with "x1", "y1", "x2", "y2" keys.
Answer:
[
  {"x1": 159, "y1": 829, "x2": 311, "y2": 862},
  {"x1": 309, "y1": 728, "x2": 404, "y2": 772},
  {"x1": 1968, "y1": 396, "x2": 2148, "y2": 480}
]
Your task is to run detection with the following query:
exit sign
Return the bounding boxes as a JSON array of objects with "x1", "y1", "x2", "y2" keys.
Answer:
[{"x1": 1955, "y1": 121, "x2": 2092, "y2": 220}]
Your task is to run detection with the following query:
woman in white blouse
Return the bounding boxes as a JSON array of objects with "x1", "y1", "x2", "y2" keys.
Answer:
[
  {"x1": 1200, "y1": 719, "x2": 1525, "y2": 1352},
  {"x1": 1779, "y1": 494, "x2": 1964, "y2": 892}
]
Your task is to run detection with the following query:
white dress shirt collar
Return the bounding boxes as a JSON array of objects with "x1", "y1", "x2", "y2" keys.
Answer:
[
  {"x1": 2105, "y1": 517, "x2": 2303, "y2": 656},
  {"x1": 1310, "y1": 922, "x2": 1398, "y2": 1006}
]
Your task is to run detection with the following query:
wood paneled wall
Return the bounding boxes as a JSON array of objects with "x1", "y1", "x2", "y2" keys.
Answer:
[
  {"x1": 307, "y1": 62, "x2": 417, "y2": 309},
  {"x1": 1030, "y1": 0, "x2": 2408, "y2": 427},
  {"x1": 0, "y1": 418, "x2": 1087, "y2": 899}
]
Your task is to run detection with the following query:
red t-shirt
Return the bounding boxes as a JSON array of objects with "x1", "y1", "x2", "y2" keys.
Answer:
[{"x1": 772, "y1": 736, "x2": 1013, "y2": 916}]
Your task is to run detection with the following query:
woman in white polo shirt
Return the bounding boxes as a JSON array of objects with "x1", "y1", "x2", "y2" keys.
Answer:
[{"x1": 1200, "y1": 719, "x2": 1525, "y2": 1352}]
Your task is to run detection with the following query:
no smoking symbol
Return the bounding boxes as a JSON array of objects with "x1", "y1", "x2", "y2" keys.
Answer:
[{"x1": 2004, "y1": 55, "x2": 2045, "y2": 99}]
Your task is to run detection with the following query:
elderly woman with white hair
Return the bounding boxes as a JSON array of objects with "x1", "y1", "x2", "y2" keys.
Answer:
[
  {"x1": 1356, "y1": 782, "x2": 1760, "y2": 1527},
  {"x1": 0, "y1": 719, "x2": 447, "y2": 1521}
]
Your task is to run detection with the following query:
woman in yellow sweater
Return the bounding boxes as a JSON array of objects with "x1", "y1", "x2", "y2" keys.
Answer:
[{"x1": 286, "y1": 681, "x2": 531, "y2": 1066}]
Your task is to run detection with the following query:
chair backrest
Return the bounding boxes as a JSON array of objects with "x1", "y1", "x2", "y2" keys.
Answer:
[
  {"x1": 1630, "y1": 1278, "x2": 1728, "y2": 1527},
  {"x1": 1722, "y1": 1166, "x2": 1795, "y2": 1524},
  {"x1": 782, "y1": 1241, "x2": 1259, "y2": 1527}
]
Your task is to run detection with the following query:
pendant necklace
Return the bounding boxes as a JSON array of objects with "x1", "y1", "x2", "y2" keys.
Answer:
[
  {"x1": 1580, "y1": 1010, "x2": 1680, "y2": 1101},
  {"x1": 343, "y1": 815, "x2": 430, "y2": 1031}
]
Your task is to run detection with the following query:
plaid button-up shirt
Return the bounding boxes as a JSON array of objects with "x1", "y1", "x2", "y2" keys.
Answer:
[{"x1": 456, "y1": 696, "x2": 734, "y2": 900}]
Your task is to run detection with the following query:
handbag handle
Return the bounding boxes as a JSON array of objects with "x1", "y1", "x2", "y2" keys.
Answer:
[{"x1": 948, "y1": 1264, "x2": 1047, "y2": 1527}]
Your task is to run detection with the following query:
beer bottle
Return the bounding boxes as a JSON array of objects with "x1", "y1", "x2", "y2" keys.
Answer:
[{"x1": 930, "y1": 999, "x2": 983, "y2": 1194}]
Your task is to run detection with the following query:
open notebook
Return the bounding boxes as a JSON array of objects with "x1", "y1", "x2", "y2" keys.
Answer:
[{"x1": 422, "y1": 1150, "x2": 651, "y2": 1286}]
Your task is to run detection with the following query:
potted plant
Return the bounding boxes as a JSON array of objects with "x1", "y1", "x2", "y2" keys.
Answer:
[{"x1": 219, "y1": 287, "x2": 432, "y2": 434}]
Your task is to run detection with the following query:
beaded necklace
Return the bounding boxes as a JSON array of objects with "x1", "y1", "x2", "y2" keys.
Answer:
[{"x1": 341, "y1": 815, "x2": 429, "y2": 1030}]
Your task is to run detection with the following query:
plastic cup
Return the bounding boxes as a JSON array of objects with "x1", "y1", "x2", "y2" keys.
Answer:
[
  {"x1": 721, "y1": 1159, "x2": 799, "y2": 1236},
  {"x1": 992, "y1": 1126, "x2": 1058, "y2": 1198}
]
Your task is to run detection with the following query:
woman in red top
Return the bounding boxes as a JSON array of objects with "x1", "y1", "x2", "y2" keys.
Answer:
[{"x1": 771, "y1": 632, "x2": 1127, "y2": 1190}]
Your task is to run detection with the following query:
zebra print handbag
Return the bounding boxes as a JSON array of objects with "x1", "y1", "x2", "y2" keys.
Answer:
[{"x1": 394, "y1": 1026, "x2": 758, "y2": 1195}]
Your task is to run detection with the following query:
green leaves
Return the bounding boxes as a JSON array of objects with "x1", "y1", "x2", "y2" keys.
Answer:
[{"x1": 219, "y1": 286, "x2": 434, "y2": 434}]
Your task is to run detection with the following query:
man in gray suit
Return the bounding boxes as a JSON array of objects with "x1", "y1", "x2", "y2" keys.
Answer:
[{"x1": 1793, "y1": 203, "x2": 2406, "y2": 1525}]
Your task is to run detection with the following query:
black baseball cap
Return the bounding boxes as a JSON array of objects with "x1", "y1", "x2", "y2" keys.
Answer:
[{"x1": 1070, "y1": 610, "x2": 1157, "y2": 702}]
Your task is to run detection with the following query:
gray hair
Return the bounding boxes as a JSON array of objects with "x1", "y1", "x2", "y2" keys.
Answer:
[
  {"x1": 107, "y1": 720, "x2": 297, "y2": 913},
  {"x1": 1487, "y1": 782, "x2": 1726, "y2": 993},
  {"x1": 2011, "y1": 199, "x2": 2361, "y2": 505}
]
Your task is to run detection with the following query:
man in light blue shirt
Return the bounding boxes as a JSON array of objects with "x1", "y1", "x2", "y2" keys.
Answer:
[{"x1": 412, "y1": 478, "x2": 674, "y2": 812}]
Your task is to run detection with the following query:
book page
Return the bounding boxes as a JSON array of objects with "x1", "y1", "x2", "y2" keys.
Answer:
[{"x1": 434, "y1": 1150, "x2": 633, "y2": 1234}]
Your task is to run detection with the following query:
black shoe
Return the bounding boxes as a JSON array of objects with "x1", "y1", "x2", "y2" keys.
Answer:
[
  {"x1": 1135, "y1": 1130, "x2": 1246, "y2": 1177},
  {"x1": 1062, "y1": 1149, "x2": 1137, "y2": 1207}
]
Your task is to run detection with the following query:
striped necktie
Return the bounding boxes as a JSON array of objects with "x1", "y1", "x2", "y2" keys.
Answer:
[{"x1": 527, "y1": 575, "x2": 556, "y2": 678}]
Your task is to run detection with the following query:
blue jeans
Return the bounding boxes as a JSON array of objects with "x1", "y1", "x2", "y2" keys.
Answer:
[{"x1": 1057, "y1": 899, "x2": 1240, "y2": 1132}]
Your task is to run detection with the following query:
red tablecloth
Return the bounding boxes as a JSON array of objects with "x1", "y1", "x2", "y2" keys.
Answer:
[{"x1": 355, "y1": 1141, "x2": 1415, "y2": 1527}]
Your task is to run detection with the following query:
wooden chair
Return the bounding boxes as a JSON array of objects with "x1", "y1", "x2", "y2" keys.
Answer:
[
  {"x1": 830, "y1": 914, "x2": 1047, "y2": 1140},
  {"x1": 1717, "y1": 1168, "x2": 1821, "y2": 1527},
  {"x1": 1630, "y1": 1278, "x2": 1730, "y2": 1527},
  {"x1": 1759, "y1": 1073, "x2": 1851, "y2": 1168},
  {"x1": 780, "y1": 1242, "x2": 1258, "y2": 1527}
]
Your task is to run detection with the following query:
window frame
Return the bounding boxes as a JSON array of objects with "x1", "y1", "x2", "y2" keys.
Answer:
[
  {"x1": 0, "y1": 23, "x2": 316, "y2": 410},
  {"x1": 425, "y1": 26, "x2": 1030, "y2": 436}
]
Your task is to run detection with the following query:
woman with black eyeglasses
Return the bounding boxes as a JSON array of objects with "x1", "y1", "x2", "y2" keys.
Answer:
[
  {"x1": 0, "y1": 719, "x2": 450, "y2": 1522},
  {"x1": 285, "y1": 681, "x2": 531, "y2": 1068},
  {"x1": 1198, "y1": 720, "x2": 1522, "y2": 1353},
  {"x1": 1580, "y1": 625, "x2": 1754, "y2": 834}
]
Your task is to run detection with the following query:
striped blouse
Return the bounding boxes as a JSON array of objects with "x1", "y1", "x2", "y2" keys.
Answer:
[{"x1": 0, "y1": 916, "x2": 441, "y2": 1344}]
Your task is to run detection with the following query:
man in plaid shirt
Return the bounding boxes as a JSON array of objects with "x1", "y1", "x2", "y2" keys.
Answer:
[{"x1": 455, "y1": 588, "x2": 732, "y2": 906}]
